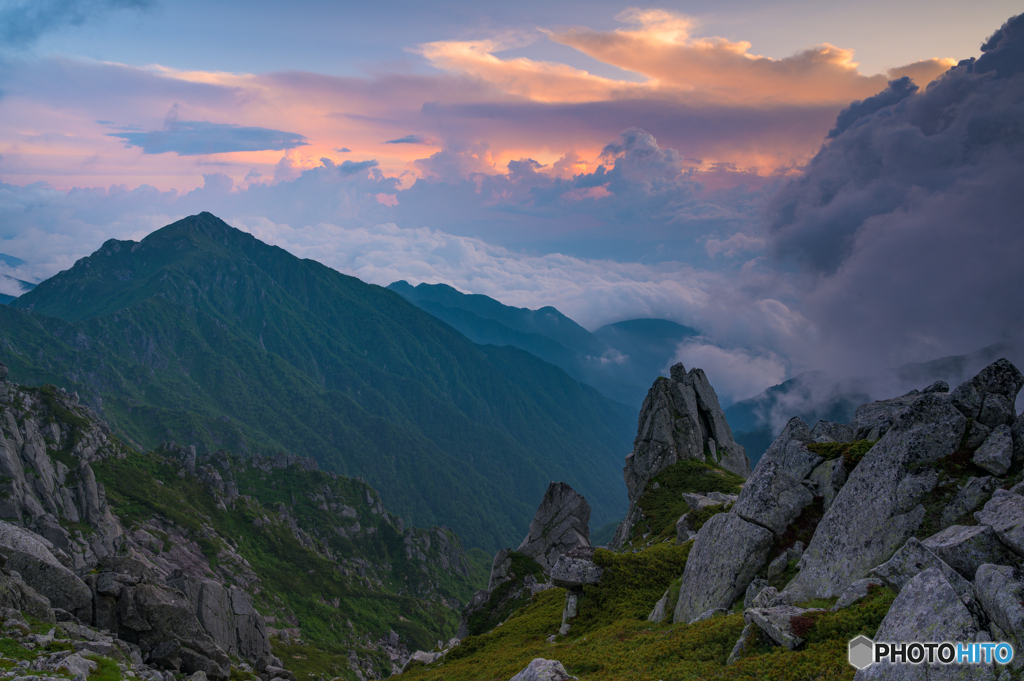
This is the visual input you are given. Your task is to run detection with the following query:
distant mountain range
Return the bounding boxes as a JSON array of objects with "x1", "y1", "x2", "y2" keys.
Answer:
[
  {"x1": 0, "y1": 213, "x2": 637, "y2": 552},
  {"x1": 388, "y1": 281, "x2": 700, "y2": 409}
]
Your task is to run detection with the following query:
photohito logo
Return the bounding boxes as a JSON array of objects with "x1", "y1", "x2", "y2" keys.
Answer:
[{"x1": 849, "y1": 636, "x2": 1015, "y2": 669}]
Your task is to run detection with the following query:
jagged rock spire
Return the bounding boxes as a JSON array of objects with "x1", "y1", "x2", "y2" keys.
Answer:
[{"x1": 611, "y1": 363, "x2": 750, "y2": 550}]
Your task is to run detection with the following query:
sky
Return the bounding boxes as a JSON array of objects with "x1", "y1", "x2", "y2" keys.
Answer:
[{"x1": 1, "y1": 0, "x2": 1022, "y2": 405}]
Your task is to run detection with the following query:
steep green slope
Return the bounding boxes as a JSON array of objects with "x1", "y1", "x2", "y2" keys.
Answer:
[{"x1": 3, "y1": 213, "x2": 633, "y2": 551}]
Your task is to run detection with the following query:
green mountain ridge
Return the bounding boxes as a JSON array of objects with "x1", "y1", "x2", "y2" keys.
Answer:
[
  {"x1": 388, "y1": 280, "x2": 701, "y2": 408},
  {"x1": 1, "y1": 212, "x2": 634, "y2": 552}
]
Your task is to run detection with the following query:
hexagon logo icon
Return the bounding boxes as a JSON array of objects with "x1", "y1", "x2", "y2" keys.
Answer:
[{"x1": 849, "y1": 635, "x2": 874, "y2": 669}]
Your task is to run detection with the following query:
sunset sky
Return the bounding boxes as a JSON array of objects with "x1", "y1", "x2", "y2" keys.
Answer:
[{"x1": 1, "y1": 0, "x2": 1022, "y2": 404}]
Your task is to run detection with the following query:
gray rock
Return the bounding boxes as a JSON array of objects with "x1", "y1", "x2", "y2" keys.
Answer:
[
  {"x1": 0, "y1": 361, "x2": 7, "y2": 382},
  {"x1": 690, "y1": 608, "x2": 729, "y2": 623},
  {"x1": 923, "y1": 380, "x2": 950, "y2": 394},
  {"x1": 559, "y1": 591, "x2": 579, "y2": 635},
  {"x1": 923, "y1": 525, "x2": 1016, "y2": 580},
  {"x1": 974, "y1": 426, "x2": 1014, "y2": 476},
  {"x1": 785, "y1": 394, "x2": 966, "y2": 601},
  {"x1": 974, "y1": 564, "x2": 1024, "y2": 661},
  {"x1": 675, "y1": 514, "x2": 694, "y2": 543},
  {"x1": 517, "y1": 482, "x2": 590, "y2": 571},
  {"x1": 647, "y1": 589, "x2": 672, "y2": 623},
  {"x1": 869, "y1": 538, "x2": 973, "y2": 605},
  {"x1": 758, "y1": 418, "x2": 822, "y2": 481},
  {"x1": 0, "y1": 521, "x2": 92, "y2": 621},
  {"x1": 508, "y1": 658, "x2": 578, "y2": 681},
  {"x1": 166, "y1": 573, "x2": 272, "y2": 661},
  {"x1": 831, "y1": 578, "x2": 883, "y2": 611},
  {"x1": 1013, "y1": 411, "x2": 1024, "y2": 465},
  {"x1": 967, "y1": 421, "x2": 993, "y2": 450},
  {"x1": 751, "y1": 586, "x2": 783, "y2": 609},
  {"x1": 808, "y1": 457, "x2": 847, "y2": 511},
  {"x1": 766, "y1": 552, "x2": 789, "y2": 579},
  {"x1": 942, "y1": 476, "x2": 997, "y2": 528},
  {"x1": 895, "y1": 468, "x2": 939, "y2": 513},
  {"x1": 673, "y1": 513, "x2": 773, "y2": 623},
  {"x1": 56, "y1": 654, "x2": 97, "y2": 677},
  {"x1": 487, "y1": 549, "x2": 514, "y2": 592},
  {"x1": 743, "y1": 578, "x2": 769, "y2": 609},
  {"x1": 976, "y1": 489, "x2": 1024, "y2": 558},
  {"x1": 745, "y1": 605, "x2": 821, "y2": 649},
  {"x1": 848, "y1": 390, "x2": 928, "y2": 441},
  {"x1": 810, "y1": 420, "x2": 855, "y2": 443},
  {"x1": 401, "y1": 651, "x2": 442, "y2": 672},
  {"x1": 854, "y1": 568, "x2": 982, "y2": 681},
  {"x1": 549, "y1": 546, "x2": 603, "y2": 589},
  {"x1": 726, "y1": 622, "x2": 761, "y2": 665},
  {"x1": 950, "y1": 359, "x2": 1024, "y2": 422},
  {"x1": 732, "y1": 460, "x2": 814, "y2": 536},
  {"x1": 611, "y1": 365, "x2": 750, "y2": 550},
  {"x1": 980, "y1": 394, "x2": 1017, "y2": 430}
]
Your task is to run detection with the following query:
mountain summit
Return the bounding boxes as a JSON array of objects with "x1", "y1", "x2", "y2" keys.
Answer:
[{"x1": 3, "y1": 213, "x2": 634, "y2": 551}]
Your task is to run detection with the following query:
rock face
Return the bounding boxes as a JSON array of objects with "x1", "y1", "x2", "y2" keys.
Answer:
[
  {"x1": 974, "y1": 489, "x2": 1024, "y2": 557},
  {"x1": 974, "y1": 425, "x2": 1014, "y2": 476},
  {"x1": 673, "y1": 513, "x2": 773, "y2": 623},
  {"x1": 0, "y1": 520, "x2": 92, "y2": 622},
  {"x1": 854, "y1": 568, "x2": 980, "y2": 681},
  {"x1": 166, "y1": 573, "x2": 272, "y2": 661},
  {"x1": 517, "y1": 482, "x2": 590, "y2": 571},
  {"x1": 784, "y1": 394, "x2": 966, "y2": 600},
  {"x1": 612, "y1": 363, "x2": 750, "y2": 549},
  {"x1": 89, "y1": 557, "x2": 231, "y2": 679}
]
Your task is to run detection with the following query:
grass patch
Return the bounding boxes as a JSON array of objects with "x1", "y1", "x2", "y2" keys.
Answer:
[
  {"x1": 86, "y1": 655, "x2": 122, "y2": 681},
  {"x1": 630, "y1": 460, "x2": 744, "y2": 546},
  {"x1": 466, "y1": 552, "x2": 544, "y2": 637},
  {"x1": 573, "y1": 543, "x2": 691, "y2": 634},
  {"x1": 806, "y1": 440, "x2": 877, "y2": 469},
  {"x1": 401, "y1": 578, "x2": 892, "y2": 681}
]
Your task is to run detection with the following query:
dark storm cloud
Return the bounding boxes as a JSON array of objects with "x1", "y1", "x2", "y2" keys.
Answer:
[
  {"x1": 766, "y1": 12, "x2": 1024, "y2": 370},
  {"x1": 109, "y1": 120, "x2": 307, "y2": 156},
  {"x1": 0, "y1": 0, "x2": 154, "y2": 49}
]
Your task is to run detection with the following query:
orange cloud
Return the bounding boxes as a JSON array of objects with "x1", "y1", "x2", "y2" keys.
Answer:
[{"x1": 545, "y1": 9, "x2": 934, "y2": 106}]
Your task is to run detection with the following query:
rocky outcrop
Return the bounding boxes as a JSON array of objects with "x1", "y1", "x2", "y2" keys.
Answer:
[
  {"x1": 88, "y1": 556, "x2": 230, "y2": 679},
  {"x1": 0, "y1": 380, "x2": 126, "y2": 569},
  {"x1": 166, "y1": 572, "x2": 272, "y2": 661},
  {"x1": 517, "y1": 482, "x2": 590, "y2": 571},
  {"x1": 784, "y1": 393, "x2": 967, "y2": 601},
  {"x1": 612, "y1": 363, "x2": 750, "y2": 550},
  {"x1": 0, "y1": 520, "x2": 92, "y2": 621},
  {"x1": 949, "y1": 358, "x2": 1024, "y2": 428}
]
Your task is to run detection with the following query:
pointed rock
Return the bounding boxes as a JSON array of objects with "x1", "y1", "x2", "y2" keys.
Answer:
[
  {"x1": 517, "y1": 482, "x2": 590, "y2": 571},
  {"x1": 612, "y1": 364, "x2": 750, "y2": 550}
]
